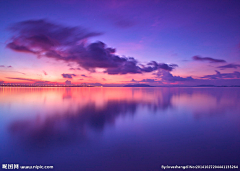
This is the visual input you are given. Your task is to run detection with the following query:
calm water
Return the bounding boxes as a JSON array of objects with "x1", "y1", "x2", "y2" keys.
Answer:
[{"x1": 0, "y1": 87, "x2": 240, "y2": 170}]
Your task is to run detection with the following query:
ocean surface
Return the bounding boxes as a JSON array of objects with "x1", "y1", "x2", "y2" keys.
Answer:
[{"x1": 0, "y1": 87, "x2": 239, "y2": 170}]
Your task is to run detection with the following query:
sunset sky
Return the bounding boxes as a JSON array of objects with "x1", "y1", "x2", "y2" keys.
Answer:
[{"x1": 0, "y1": 0, "x2": 240, "y2": 86}]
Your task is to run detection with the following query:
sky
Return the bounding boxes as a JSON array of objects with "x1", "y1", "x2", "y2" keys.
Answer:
[{"x1": 0, "y1": 0, "x2": 240, "y2": 86}]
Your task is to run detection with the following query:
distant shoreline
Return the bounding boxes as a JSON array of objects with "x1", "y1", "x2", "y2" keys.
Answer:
[
  {"x1": 0, "y1": 85, "x2": 99, "y2": 87},
  {"x1": 0, "y1": 85, "x2": 240, "y2": 88}
]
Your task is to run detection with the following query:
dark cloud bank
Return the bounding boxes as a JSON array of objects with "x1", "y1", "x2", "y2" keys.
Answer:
[
  {"x1": 6, "y1": 19, "x2": 240, "y2": 85},
  {"x1": 6, "y1": 19, "x2": 177, "y2": 75}
]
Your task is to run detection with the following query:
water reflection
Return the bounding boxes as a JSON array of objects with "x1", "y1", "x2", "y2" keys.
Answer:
[
  {"x1": 9, "y1": 100, "x2": 139, "y2": 148},
  {"x1": 62, "y1": 87, "x2": 72, "y2": 99},
  {"x1": 8, "y1": 87, "x2": 175, "y2": 149},
  {"x1": 0, "y1": 87, "x2": 240, "y2": 170}
]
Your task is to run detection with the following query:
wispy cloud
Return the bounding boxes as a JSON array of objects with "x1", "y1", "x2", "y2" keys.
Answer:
[
  {"x1": 10, "y1": 71, "x2": 26, "y2": 75},
  {"x1": 34, "y1": 81, "x2": 50, "y2": 84},
  {"x1": 140, "y1": 79, "x2": 161, "y2": 83},
  {"x1": 69, "y1": 67, "x2": 81, "y2": 71},
  {"x1": 43, "y1": 70, "x2": 48, "y2": 75},
  {"x1": 5, "y1": 77, "x2": 36, "y2": 81},
  {"x1": 5, "y1": 77, "x2": 54, "y2": 84},
  {"x1": 81, "y1": 74, "x2": 88, "y2": 78},
  {"x1": 0, "y1": 65, "x2": 12, "y2": 68},
  {"x1": 193, "y1": 56, "x2": 226, "y2": 63},
  {"x1": 217, "y1": 63, "x2": 240, "y2": 69},
  {"x1": 201, "y1": 70, "x2": 240, "y2": 79}
]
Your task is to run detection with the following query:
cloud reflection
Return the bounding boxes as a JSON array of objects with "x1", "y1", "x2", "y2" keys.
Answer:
[
  {"x1": 7, "y1": 87, "x2": 240, "y2": 150},
  {"x1": 9, "y1": 100, "x2": 143, "y2": 148}
]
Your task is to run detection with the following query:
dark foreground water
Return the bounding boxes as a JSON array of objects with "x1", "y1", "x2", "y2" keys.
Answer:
[{"x1": 0, "y1": 87, "x2": 239, "y2": 170}]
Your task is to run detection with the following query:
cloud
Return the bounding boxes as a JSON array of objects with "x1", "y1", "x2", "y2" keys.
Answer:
[
  {"x1": 140, "y1": 79, "x2": 155, "y2": 82},
  {"x1": 140, "y1": 61, "x2": 178, "y2": 72},
  {"x1": 43, "y1": 70, "x2": 47, "y2": 75},
  {"x1": 61, "y1": 73, "x2": 76, "y2": 79},
  {"x1": 102, "y1": 78, "x2": 106, "y2": 81},
  {"x1": 105, "y1": 60, "x2": 177, "y2": 75},
  {"x1": 140, "y1": 79, "x2": 161, "y2": 83},
  {"x1": 129, "y1": 78, "x2": 162, "y2": 84},
  {"x1": 7, "y1": 19, "x2": 178, "y2": 75},
  {"x1": 217, "y1": 63, "x2": 240, "y2": 69},
  {"x1": 5, "y1": 77, "x2": 36, "y2": 82},
  {"x1": 10, "y1": 71, "x2": 26, "y2": 75},
  {"x1": 1, "y1": 70, "x2": 26, "y2": 75},
  {"x1": 131, "y1": 79, "x2": 137, "y2": 82},
  {"x1": 104, "y1": 57, "x2": 142, "y2": 74},
  {"x1": 0, "y1": 65, "x2": 12, "y2": 68},
  {"x1": 34, "y1": 81, "x2": 50, "y2": 84},
  {"x1": 155, "y1": 70, "x2": 194, "y2": 82},
  {"x1": 90, "y1": 83, "x2": 102, "y2": 86},
  {"x1": 69, "y1": 67, "x2": 81, "y2": 70},
  {"x1": 4, "y1": 77, "x2": 53, "y2": 84},
  {"x1": 7, "y1": 19, "x2": 101, "y2": 50},
  {"x1": 193, "y1": 56, "x2": 226, "y2": 63},
  {"x1": 65, "y1": 80, "x2": 71, "y2": 85},
  {"x1": 81, "y1": 74, "x2": 88, "y2": 77},
  {"x1": 7, "y1": 42, "x2": 36, "y2": 53},
  {"x1": 201, "y1": 70, "x2": 240, "y2": 80}
]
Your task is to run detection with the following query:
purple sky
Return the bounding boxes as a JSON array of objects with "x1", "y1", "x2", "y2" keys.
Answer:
[{"x1": 0, "y1": 0, "x2": 240, "y2": 86}]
